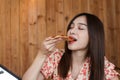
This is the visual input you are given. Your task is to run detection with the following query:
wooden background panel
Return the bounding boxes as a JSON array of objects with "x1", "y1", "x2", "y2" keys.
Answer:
[
  {"x1": 64, "y1": 0, "x2": 72, "y2": 31},
  {"x1": 105, "y1": 0, "x2": 118, "y2": 64},
  {"x1": 28, "y1": 0, "x2": 38, "y2": 67},
  {"x1": 0, "y1": 0, "x2": 4, "y2": 63},
  {"x1": 115, "y1": 0, "x2": 120, "y2": 69},
  {"x1": 0, "y1": 0, "x2": 11, "y2": 70},
  {"x1": 55, "y1": 0, "x2": 64, "y2": 48},
  {"x1": 46, "y1": 0, "x2": 56, "y2": 37},
  {"x1": 19, "y1": 0, "x2": 29, "y2": 76},
  {"x1": 0, "y1": 0, "x2": 120, "y2": 78},
  {"x1": 11, "y1": 0, "x2": 20, "y2": 76},
  {"x1": 37, "y1": 0, "x2": 46, "y2": 48},
  {"x1": 79, "y1": 0, "x2": 89, "y2": 12},
  {"x1": 72, "y1": 0, "x2": 81, "y2": 16}
]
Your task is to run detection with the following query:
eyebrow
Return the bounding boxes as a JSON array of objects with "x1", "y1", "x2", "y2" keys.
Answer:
[
  {"x1": 78, "y1": 23, "x2": 88, "y2": 26},
  {"x1": 72, "y1": 22, "x2": 88, "y2": 26}
]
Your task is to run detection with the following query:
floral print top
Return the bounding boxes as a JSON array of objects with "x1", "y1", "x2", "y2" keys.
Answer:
[{"x1": 40, "y1": 49, "x2": 120, "y2": 80}]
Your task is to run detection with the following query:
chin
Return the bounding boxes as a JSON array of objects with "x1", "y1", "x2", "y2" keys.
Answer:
[
  {"x1": 68, "y1": 47, "x2": 80, "y2": 51},
  {"x1": 68, "y1": 46, "x2": 88, "y2": 51}
]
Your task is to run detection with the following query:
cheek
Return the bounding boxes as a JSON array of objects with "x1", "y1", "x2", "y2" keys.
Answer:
[
  {"x1": 80, "y1": 38, "x2": 89, "y2": 47},
  {"x1": 78, "y1": 32, "x2": 89, "y2": 46}
]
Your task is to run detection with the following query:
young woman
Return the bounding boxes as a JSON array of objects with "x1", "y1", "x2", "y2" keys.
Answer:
[{"x1": 22, "y1": 13, "x2": 120, "y2": 80}]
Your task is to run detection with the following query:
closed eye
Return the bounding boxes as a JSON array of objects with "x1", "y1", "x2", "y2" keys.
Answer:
[
  {"x1": 78, "y1": 28, "x2": 84, "y2": 30},
  {"x1": 78, "y1": 26, "x2": 85, "y2": 30},
  {"x1": 78, "y1": 23, "x2": 87, "y2": 30}
]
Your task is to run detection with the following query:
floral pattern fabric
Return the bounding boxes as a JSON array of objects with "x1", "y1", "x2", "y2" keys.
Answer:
[{"x1": 40, "y1": 49, "x2": 120, "y2": 80}]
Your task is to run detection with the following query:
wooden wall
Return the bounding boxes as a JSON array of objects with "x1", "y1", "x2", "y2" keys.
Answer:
[{"x1": 0, "y1": 0, "x2": 120, "y2": 78}]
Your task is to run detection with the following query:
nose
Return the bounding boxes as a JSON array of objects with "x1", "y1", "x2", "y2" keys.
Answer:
[{"x1": 70, "y1": 28, "x2": 76, "y2": 35}]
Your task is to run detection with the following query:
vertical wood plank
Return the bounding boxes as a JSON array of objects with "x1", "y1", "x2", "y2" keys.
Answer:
[
  {"x1": 56, "y1": 0, "x2": 64, "y2": 48},
  {"x1": 0, "y1": 0, "x2": 4, "y2": 64},
  {"x1": 0, "y1": 1, "x2": 1, "y2": 63},
  {"x1": 115, "y1": 0, "x2": 120, "y2": 68},
  {"x1": 46, "y1": 0, "x2": 56, "y2": 37},
  {"x1": 79, "y1": 0, "x2": 89, "y2": 12},
  {"x1": 2, "y1": 0, "x2": 11, "y2": 69},
  {"x1": 104, "y1": 0, "x2": 119, "y2": 65},
  {"x1": 88, "y1": 0, "x2": 99, "y2": 15},
  {"x1": 56, "y1": 0, "x2": 64, "y2": 35},
  {"x1": 111, "y1": 0, "x2": 118, "y2": 65},
  {"x1": 28, "y1": 0, "x2": 38, "y2": 65},
  {"x1": 37, "y1": 0, "x2": 46, "y2": 48},
  {"x1": 11, "y1": 0, "x2": 20, "y2": 76},
  {"x1": 114, "y1": 0, "x2": 120, "y2": 69},
  {"x1": 93, "y1": 0, "x2": 104, "y2": 22},
  {"x1": 103, "y1": 0, "x2": 108, "y2": 59},
  {"x1": 72, "y1": 0, "x2": 80, "y2": 16},
  {"x1": 19, "y1": 0, "x2": 29, "y2": 76},
  {"x1": 64, "y1": 0, "x2": 72, "y2": 33}
]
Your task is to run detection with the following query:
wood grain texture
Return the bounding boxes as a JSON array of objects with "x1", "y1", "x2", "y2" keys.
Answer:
[
  {"x1": 55, "y1": 0, "x2": 64, "y2": 48},
  {"x1": 37, "y1": 0, "x2": 46, "y2": 47},
  {"x1": 0, "y1": 0, "x2": 11, "y2": 72},
  {"x1": 64, "y1": 0, "x2": 72, "y2": 33},
  {"x1": 28, "y1": 0, "x2": 38, "y2": 67},
  {"x1": 0, "y1": 0, "x2": 120, "y2": 78},
  {"x1": 19, "y1": 0, "x2": 29, "y2": 76},
  {"x1": 11, "y1": 0, "x2": 20, "y2": 76},
  {"x1": 46, "y1": 0, "x2": 56, "y2": 37}
]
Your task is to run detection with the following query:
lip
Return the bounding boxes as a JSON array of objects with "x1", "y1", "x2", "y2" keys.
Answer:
[
  {"x1": 69, "y1": 36, "x2": 77, "y2": 40},
  {"x1": 68, "y1": 35, "x2": 77, "y2": 44}
]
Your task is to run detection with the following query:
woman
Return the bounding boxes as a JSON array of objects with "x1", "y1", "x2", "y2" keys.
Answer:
[{"x1": 22, "y1": 13, "x2": 120, "y2": 80}]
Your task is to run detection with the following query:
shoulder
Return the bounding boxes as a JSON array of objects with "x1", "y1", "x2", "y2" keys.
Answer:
[{"x1": 104, "y1": 57, "x2": 120, "y2": 80}]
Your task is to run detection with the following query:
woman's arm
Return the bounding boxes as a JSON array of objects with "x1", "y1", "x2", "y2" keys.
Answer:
[
  {"x1": 22, "y1": 36, "x2": 63, "y2": 80},
  {"x1": 22, "y1": 51, "x2": 46, "y2": 80}
]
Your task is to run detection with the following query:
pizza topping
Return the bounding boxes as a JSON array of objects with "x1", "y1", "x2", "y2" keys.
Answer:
[{"x1": 52, "y1": 35, "x2": 77, "y2": 42}]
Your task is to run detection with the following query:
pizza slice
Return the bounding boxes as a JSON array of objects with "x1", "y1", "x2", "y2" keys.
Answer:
[{"x1": 53, "y1": 35, "x2": 77, "y2": 42}]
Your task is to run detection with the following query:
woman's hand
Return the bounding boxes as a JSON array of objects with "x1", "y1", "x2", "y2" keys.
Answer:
[{"x1": 39, "y1": 36, "x2": 63, "y2": 55}]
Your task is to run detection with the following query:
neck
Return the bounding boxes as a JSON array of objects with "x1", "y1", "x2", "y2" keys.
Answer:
[
  {"x1": 71, "y1": 49, "x2": 88, "y2": 79},
  {"x1": 72, "y1": 49, "x2": 88, "y2": 64}
]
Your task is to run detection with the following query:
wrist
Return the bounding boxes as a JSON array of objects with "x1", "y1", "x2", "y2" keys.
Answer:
[{"x1": 37, "y1": 50, "x2": 48, "y2": 56}]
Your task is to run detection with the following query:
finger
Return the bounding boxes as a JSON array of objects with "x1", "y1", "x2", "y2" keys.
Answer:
[
  {"x1": 45, "y1": 38, "x2": 62, "y2": 45},
  {"x1": 46, "y1": 43, "x2": 56, "y2": 50},
  {"x1": 45, "y1": 36, "x2": 63, "y2": 41},
  {"x1": 47, "y1": 44, "x2": 56, "y2": 52},
  {"x1": 45, "y1": 36, "x2": 53, "y2": 41}
]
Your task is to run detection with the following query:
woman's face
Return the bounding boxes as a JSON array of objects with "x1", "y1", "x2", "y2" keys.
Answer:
[{"x1": 67, "y1": 16, "x2": 89, "y2": 51}]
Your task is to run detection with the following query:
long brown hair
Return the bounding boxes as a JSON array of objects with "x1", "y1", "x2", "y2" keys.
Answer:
[{"x1": 58, "y1": 13, "x2": 105, "y2": 80}]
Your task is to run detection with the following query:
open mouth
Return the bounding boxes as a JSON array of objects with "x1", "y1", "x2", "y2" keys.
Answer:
[{"x1": 68, "y1": 36, "x2": 77, "y2": 42}]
